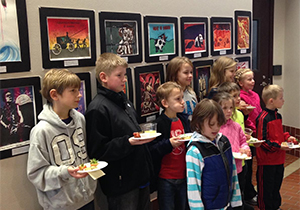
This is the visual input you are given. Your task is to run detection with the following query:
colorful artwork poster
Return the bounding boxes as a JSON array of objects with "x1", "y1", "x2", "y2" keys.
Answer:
[
  {"x1": 139, "y1": 71, "x2": 161, "y2": 116},
  {"x1": 75, "y1": 81, "x2": 86, "y2": 115},
  {"x1": 104, "y1": 20, "x2": 138, "y2": 56},
  {"x1": 123, "y1": 75, "x2": 129, "y2": 97},
  {"x1": 148, "y1": 23, "x2": 175, "y2": 56},
  {"x1": 47, "y1": 17, "x2": 91, "y2": 61},
  {"x1": 213, "y1": 22, "x2": 231, "y2": 51},
  {"x1": 237, "y1": 60, "x2": 250, "y2": 69},
  {"x1": 0, "y1": 86, "x2": 35, "y2": 149},
  {"x1": 183, "y1": 22, "x2": 206, "y2": 54},
  {"x1": 237, "y1": 16, "x2": 250, "y2": 50},
  {"x1": 0, "y1": 0, "x2": 21, "y2": 62},
  {"x1": 195, "y1": 65, "x2": 210, "y2": 100}
]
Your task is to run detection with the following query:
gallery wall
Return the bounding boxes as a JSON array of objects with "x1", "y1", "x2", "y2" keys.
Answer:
[{"x1": 0, "y1": 0, "x2": 252, "y2": 209}]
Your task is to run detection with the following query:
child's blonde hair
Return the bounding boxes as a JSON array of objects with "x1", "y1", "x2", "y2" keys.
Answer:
[
  {"x1": 166, "y1": 56, "x2": 193, "y2": 91},
  {"x1": 208, "y1": 56, "x2": 237, "y2": 92},
  {"x1": 41, "y1": 69, "x2": 81, "y2": 103},
  {"x1": 262, "y1": 84, "x2": 283, "y2": 104},
  {"x1": 212, "y1": 92, "x2": 236, "y2": 119},
  {"x1": 191, "y1": 99, "x2": 226, "y2": 133},
  {"x1": 234, "y1": 68, "x2": 253, "y2": 85},
  {"x1": 95, "y1": 53, "x2": 128, "y2": 84},
  {"x1": 156, "y1": 81, "x2": 183, "y2": 109}
]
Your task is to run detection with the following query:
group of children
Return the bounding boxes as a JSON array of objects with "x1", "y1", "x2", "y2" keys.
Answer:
[{"x1": 26, "y1": 54, "x2": 295, "y2": 210}]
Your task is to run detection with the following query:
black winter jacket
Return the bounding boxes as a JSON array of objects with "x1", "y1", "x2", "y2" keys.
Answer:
[{"x1": 85, "y1": 85, "x2": 153, "y2": 196}]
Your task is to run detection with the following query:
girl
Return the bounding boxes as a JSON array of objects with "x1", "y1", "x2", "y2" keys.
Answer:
[
  {"x1": 207, "y1": 56, "x2": 237, "y2": 99},
  {"x1": 213, "y1": 92, "x2": 252, "y2": 210},
  {"x1": 166, "y1": 56, "x2": 197, "y2": 120},
  {"x1": 186, "y1": 99, "x2": 242, "y2": 210},
  {"x1": 235, "y1": 68, "x2": 262, "y2": 137}
]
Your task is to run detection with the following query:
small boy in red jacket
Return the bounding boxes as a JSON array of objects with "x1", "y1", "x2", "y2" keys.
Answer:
[{"x1": 256, "y1": 84, "x2": 296, "y2": 210}]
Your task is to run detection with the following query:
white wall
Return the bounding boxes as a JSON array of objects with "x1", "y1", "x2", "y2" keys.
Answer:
[
  {"x1": 0, "y1": 0, "x2": 253, "y2": 209},
  {"x1": 273, "y1": 0, "x2": 300, "y2": 128}
]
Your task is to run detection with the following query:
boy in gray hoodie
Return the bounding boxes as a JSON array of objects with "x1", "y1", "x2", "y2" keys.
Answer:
[{"x1": 27, "y1": 69, "x2": 96, "y2": 210}]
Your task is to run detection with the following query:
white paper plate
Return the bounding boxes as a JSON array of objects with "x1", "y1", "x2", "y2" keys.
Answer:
[
  {"x1": 246, "y1": 138, "x2": 265, "y2": 144},
  {"x1": 77, "y1": 161, "x2": 108, "y2": 173},
  {"x1": 178, "y1": 133, "x2": 193, "y2": 141},
  {"x1": 129, "y1": 132, "x2": 161, "y2": 140},
  {"x1": 246, "y1": 106, "x2": 256, "y2": 109},
  {"x1": 289, "y1": 144, "x2": 300, "y2": 149},
  {"x1": 233, "y1": 152, "x2": 252, "y2": 160}
]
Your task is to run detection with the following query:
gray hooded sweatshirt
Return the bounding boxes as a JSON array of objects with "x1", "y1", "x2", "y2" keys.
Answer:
[{"x1": 27, "y1": 104, "x2": 96, "y2": 210}]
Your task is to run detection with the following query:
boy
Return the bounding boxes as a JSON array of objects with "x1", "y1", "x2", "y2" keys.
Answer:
[
  {"x1": 256, "y1": 84, "x2": 296, "y2": 210},
  {"x1": 27, "y1": 69, "x2": 96, "y2": 210},
  {"x1": 148, "y1": 82, "x2": 190, "y2": 210},
  {"x1": 85, "y1": 53, "x2": 154, "y2": 210}
]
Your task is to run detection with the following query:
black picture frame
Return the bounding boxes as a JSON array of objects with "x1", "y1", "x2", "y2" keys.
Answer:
[
  {"x1": 236, "y1": 56, "x2": 251, "y2": 69},
  {"x1": 210, "y1": 17, "x2": 233, "y2": 56},
  {"x1": 99, "y1": 11, "x2": 142, "y2": 64},
  {"x1": 144, "y1": 16, "x2": 178, "y2": 63},
  {"x1": 134, "y1": 64, "x2": 164, "y2": 123},
  {"x1": 235, "y1": 10, "x2": 252, "y2": 55},
  {"x1": 0, "y1": 77, "x2": 42, "y2": 159},
  {"x1": 0, "y1": 0, "x2": 30, "y2": 74},
  {"x1": 39, "y1": 7, "x2": 96, "y2": 69},
  {"x1": 75, "y1": 72, "x2": 91, "y2": 115},
  {"x1": 193, "y1": 60, "x2": 213, "y2": 101},
  {"x1": 180, "y1": 17, "x2": 209, "y2": 59},
  {"x1": 125, "y1": 68, "x2": 134, "y2": 103}
]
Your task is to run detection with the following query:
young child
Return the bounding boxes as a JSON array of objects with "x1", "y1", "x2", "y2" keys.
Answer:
[
  {"x1": 27, "y1": 69, "x2": 96, "y2": 210},
  {"x1": 166, "y1": 56, "x2": 197, "y2": 120},
  {"x1": 149, "y1": 81, "x2": 191, "y2": 210},
  {"x1": 207, "y1": 56, "x2": 237, "y2": 99},
  {"x1": 256, "y1": 84, "x2": 296, "y2": 210},
  {"x1": 85, "y1": 53, "x2": 154, "y2": 210},
  {"x1": 235, "y1": 68, "x2": 262, "y2": 136},
  {"x1": 213, "y1": 92, "x2": 252, "y2": 210},
  {"x1": 186, "y1": 99, "x2": 242, "y2": 210}
]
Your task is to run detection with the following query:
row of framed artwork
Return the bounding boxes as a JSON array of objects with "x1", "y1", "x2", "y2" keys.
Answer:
[
  {"x1": 0, "y1": 56, "x2": 251, "y2": 159},
  {"x1": 1, "y1": 0, "x2": 252, "y2": 73}
]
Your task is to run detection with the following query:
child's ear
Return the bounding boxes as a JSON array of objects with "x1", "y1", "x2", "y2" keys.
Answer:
[
  {"x1": 161, "y1": 99, "x2": 168, "y2": 109},
  {"x1": 99, "y1": 72, "x2": 107, "y2": 83},
  {"x1": 49, "y1": 89, "x2": 59, "y2": 101},
  {"x1": 238, "y1": 80, "x2": 243, "y2": 87}
]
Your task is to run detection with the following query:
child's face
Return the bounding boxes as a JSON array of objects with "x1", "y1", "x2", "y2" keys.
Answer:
[
  {"x1": 239, "y1": 72, "x2": 255, "y2": 91},
  {"x1": 163, "y1": 88, "x2": 185, "y2": 114},
  {"x1": 221, "y1": 99, "x2": 234, "y2": 121},
  {"x1": 201, "y1": 114, "x2": 221, "y2": 141},
  {"x1": 57, "y1": 87, "x2": 82, "y2": 110},
  {"x1": 224, "y1": 66, "x2": 236, "y2": 82},
  {"x1": 230, "y1": 90, "x2": 240, "y2": 107},
  {"x1": 177, "y1": 63, "x2": 193, "y2": 88},
  {"x1": 102, "y1": 66, "x2": 127, "y2": 93},
  {"x1": 272, "y1": 91, "x2": 284, "y2": 109}
]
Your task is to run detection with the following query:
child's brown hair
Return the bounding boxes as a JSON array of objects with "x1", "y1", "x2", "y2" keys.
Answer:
[
  {"x1": 191, "y1": 99, "x2": 226, "y2": 133},
  {"x1": 156, "y1": 81, "x2": 183, "y2": 109},
  {"x1": 212, "y1": 92, "x2": 236, "y2": 119},
  {"x1": 41, "y1": 69, "x2": 81, "y2": 103}
]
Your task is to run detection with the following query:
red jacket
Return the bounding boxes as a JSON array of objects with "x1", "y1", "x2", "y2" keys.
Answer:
[{"x1": 256, "y1": 108, "x2": 290, "y2": 165}]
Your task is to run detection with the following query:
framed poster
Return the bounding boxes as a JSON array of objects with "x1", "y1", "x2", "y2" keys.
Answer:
[
  {"x1": 99, "y1": 12, "x2": 142, "y2": 63},
  {"x1": 210, "y1": 17, "x2": 233, "y2": 56},
  {"x1": 235, "y1": 11, "x2": 251, "y2": 55},
  {"x1": 0, "y1": 77, "x2": 42, "y2": 159},
  {"x1": 0, "y1": 0, "x2": 30, "y2": 74},
  {"x1": 144, "y1": 16, "x2": 178, "y2": 63},
  {"x1": 193, "y1": 60, "x2": 213, "y2": 101},
  {"x1": 75, "y1": 72, "x2": 91, "y2": 115},
  {"x1": 180, "y1": 17, "x2": 209, "y2": 59},
  {"x1": 39, "y1": 7, "x2": 96, "y2": 69},
  {"x1": 134, "y1": 64, "x2": 164, "y2": 123},
  {"x1": 236, "y1": 56, "x2": 251, "y2": 69},
  {"x1": 124, "y1": 68, "x2": 133, "y2": 103}
]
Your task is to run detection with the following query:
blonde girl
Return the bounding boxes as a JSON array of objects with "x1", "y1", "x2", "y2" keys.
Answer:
[
  {"x1": 166, "y1": 56, "x2": 197, "y2": 120},
  {"x1": 186, "y1": 99, "x2": 242, "y2": 209},
  {"x1": 207, "y1": 56, "x2": 237, "y2": 99}
]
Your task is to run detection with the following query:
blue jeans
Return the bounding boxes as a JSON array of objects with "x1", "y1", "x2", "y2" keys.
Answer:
[
  {"x1": 107, "y1": 186, "x2": 150, "y2": 210},
  {"x1": 158, "y1": 178, "x2": 189, "y2": 210}
]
